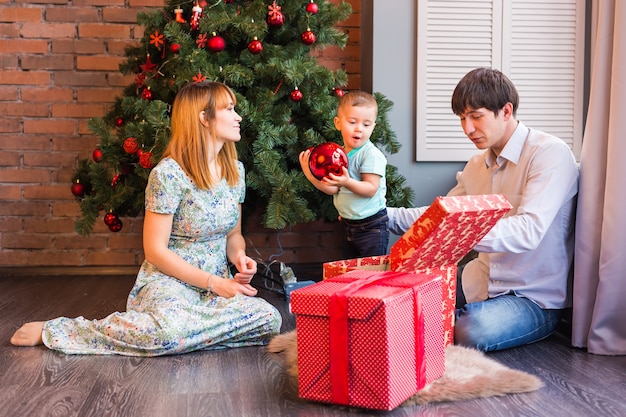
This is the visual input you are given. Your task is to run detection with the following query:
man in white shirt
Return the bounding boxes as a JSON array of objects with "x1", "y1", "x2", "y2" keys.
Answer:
[{"x1": 389, "y1": 68, "x2": 579, "y2": 351}]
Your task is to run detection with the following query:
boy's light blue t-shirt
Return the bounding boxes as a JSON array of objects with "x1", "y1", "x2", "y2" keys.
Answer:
[{"x1": 333, "y1": 140, "x2": 387, "y2": 220}]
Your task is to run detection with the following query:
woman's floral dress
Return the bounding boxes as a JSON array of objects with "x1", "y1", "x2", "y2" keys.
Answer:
[{"x1": 42, "y1": 158, "x2": 282, "y2": 356}]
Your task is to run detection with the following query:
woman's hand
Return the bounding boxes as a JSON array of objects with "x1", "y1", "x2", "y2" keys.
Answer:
[
  {"x1": 232, "y1": 254, "x2": 257, "y2": 285},
  {"x1": 211, "y1": 275, "x2": 258, "y2": 297}
]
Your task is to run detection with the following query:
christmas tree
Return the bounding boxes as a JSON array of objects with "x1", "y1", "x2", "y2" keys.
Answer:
[{"x1": 71, "y1": 0, "x2": 414, "y2": 235}]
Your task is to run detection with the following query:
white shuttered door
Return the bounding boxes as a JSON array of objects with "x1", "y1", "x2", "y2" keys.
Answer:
[{"x1": 415, "y1": 0, "x2": 584, "y2": 161}]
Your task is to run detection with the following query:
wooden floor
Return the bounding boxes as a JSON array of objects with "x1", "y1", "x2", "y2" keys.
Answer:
[{"x1": 1, "y1": 268, "x2": 625, "y2": 417}]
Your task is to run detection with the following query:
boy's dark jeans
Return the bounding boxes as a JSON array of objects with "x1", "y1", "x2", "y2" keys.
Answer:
[{"x1": 340, "y1": 208, "x2": 389, "y2": 258}]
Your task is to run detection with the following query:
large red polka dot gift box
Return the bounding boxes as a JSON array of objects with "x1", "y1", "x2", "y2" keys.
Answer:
[
  {"x1": 323, "y1": 194, "x2": 512, "y2": 348},
  {"x1": 290, "y1": 270, "x2": 445, "y2": 411}
]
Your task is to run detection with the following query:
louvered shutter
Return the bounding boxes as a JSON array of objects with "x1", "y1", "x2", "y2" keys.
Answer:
[{"x1": 415, "y1": 0, "x2": 584, "y2": 161}]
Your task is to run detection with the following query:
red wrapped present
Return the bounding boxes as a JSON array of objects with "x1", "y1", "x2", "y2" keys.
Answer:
[
  {"x1": 323, "y1": 194, "x2": 512, "y2": 347},
  {"x1": 291, "y1": 270, "x2": 445, "y2": 410}
]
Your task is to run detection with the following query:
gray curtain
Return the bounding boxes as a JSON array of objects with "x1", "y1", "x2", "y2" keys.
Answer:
[{"x1": 571, "y1": 0, "x2": 626, "y2": 355}]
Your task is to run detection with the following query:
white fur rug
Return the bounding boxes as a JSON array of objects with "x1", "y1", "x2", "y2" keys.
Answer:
[{"x1": 267, "y1": 330, "x2": 543, "y2": 405}]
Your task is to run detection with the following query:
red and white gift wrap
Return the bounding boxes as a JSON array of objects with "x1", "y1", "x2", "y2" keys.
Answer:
[
  {"x1": 290, "y1": 270, "x2": 445, "y2": 411},
  {"x1": 323, "y1": 194, "x2": 512, "y2": 347}
]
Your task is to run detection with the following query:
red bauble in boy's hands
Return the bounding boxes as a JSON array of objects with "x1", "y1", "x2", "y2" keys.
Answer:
[{"x1": 308, "y1": 142, "x2": 348, "y2": 180}]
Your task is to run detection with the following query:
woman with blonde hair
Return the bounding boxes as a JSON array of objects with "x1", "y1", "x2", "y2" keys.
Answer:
[{"x1": 11, "y1": 82, "x2": 282, "y2": 355}]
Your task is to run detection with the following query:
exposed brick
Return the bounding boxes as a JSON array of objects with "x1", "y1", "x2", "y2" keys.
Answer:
[
  {"x1": 129, "y1": 0, "x2": 166, "y2": 7},
  {"x1": 55, "y1": 234, "x2": 107, "y2": 250},
  {"x1": 0, "y1": 200, "x2": 49, "y2": 216},
  {"x1": 0, "y1": 185, "x2": 22, "y2": 199},
  {"x1": 0, "y1": 7, "x2": 43, "y2": 23},
  {"x1": 0, "y1": 151, "x2": 20, "y2": 166},
  {"x1": 0, "y1": 23, "x2": 20, "y2": 37},
  {"x1": 0, "y1": 102, "x2": 49, "y2": 117},
  {"x1": 24, "y1": 218, "x2": 77, "y2": 234},
  {"x1": 0, "y1": 251, "x2": 28, "y2": 267},
  {"x1": 108, "y1": 72, "x2": 136, "y2": 87},
  {"x1": 85, "y1": 250, "x2": 139, "y2": 266},
  {"x1": 0, "y1": 217, "x2": 23, "y2": 233},
  {"x1": 0, "y1": 167, "x2": 50, "y2": 183},
  {"x1": 74, "y1": 0, "x2": 126, "y2": 6},
  {"x1": 52, "y1": 103, "x2": 106, "y2": 118},
  {"x1": 0, "y1": 135, "x2": 52, "y2": 151},
  {"x1": 23, "y1": 119, "x2": 76, "y2": 135},
  {"x1": 21, "y1": 55, "x2": 75, "y2": 71},
  {"x1": 53, "y1": 71, "x2": 109, "y2": 87},
  {"x1": 21, "y1": 22, "x2": 77, "y2": 38},
  {"x1": 0, "y1": 118, "x2": 21, "y2": 133},
  {"x1": 45, "y1": 7, "x2": 100, "y2": 23},
  {"x1": 0, "y1": 70, "x2": 51, "y2": 85},
  {"x1": 25, "y1": 251, "x2": 82, "y2": 266},
  {"x1": 0, "y1": 55, "x2": 18, "y2": 68},
  {"x1": 23, "y1": 151, "x2": 76, "y2": 168},
  {"x1": 23, "y1": 183, "x2": 75, "y2": 200},
  {"x1": 76, "y1": 87, "x2": 121, "y2": 103},
  {"x1": 107, "y1": 39, "x2": 140, "y2": 56},
  {"x1": 0, "y1": 86, "x2": 19, "y2": 101},
  {"x1": 103, "y1": 8, "x2": 150, "y2": 24},
  {"x1": 51, "y1": 201, "x2": 82, "y2": 217},
  {"x1": 52, "y1": 39, "x2": 106, "y2": 54},
  {"x1": 2, "y1": 233, "x2": 53, "y2": 249},
  {"x1": 77, "y1": 55, "x2": 126, "y2": 71},
  {"x1": 108, "y1": 233, "x2": 143, "y2": 250},
  {"x1": 21, "y1": 87, "x2": 74, "y2": 102},
  {"x1": 0, "y1": 39, "x2": 48, "y2": 54},
  {"x1": 78, "y1": 23, "x2": 131, "y2": 39}
]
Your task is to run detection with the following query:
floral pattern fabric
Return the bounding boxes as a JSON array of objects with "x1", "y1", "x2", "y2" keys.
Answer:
[{"x1": 43, "y1": 158, "x2": 282, "y2": 356}]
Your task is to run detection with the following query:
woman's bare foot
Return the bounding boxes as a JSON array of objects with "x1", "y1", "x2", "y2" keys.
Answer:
[{"x1": 10, "y1": 321, "x2": 45, "y2": 346}]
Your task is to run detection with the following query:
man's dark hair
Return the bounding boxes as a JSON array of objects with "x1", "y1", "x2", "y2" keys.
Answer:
[{"x1": 451, "y1": 68, "x2": 519, "y2": 117}]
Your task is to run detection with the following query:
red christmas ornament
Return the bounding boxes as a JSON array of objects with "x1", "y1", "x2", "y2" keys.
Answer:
[
  {"x1": 308, "y1": 142, "x2": 348, "y2": 180},
  {"x1": 174, "y1": 7, "x2": 186, "y2": 24},
  {"x1": 123, "y1": 137, "x2": 139, "y2": 154},
  {"x1": 301, "y1": 29, "x2": 316, "y2": 45},
  {"x1": 267, "y1": 1, "x2": 284, "y2": 28},
  {"x1": 138, "y1": 149, "x2": 154, "y2": 169},
  {"x1": 290, "y1": 87, "x2": 303, "y2": 102},
  {"x1": 111, "y1": 174, "x2": 121, "y2": 188},
  {"x1": 71, "y1": 180, "x2": 85, "y2": 197},
  {"x1": 247, "y1": 37, "x2": 263, "y2": 54},
  {"x1": 141, "y1": 88, "x2": 153, "y2": 100},
  {"x1": 190, "y1": 2, "x2": 203, "y2": 30},
  {"x1": 170, "y1": 43, "x2": 181, "y2": 53},
  {"x1": 103, "y1": 212, "x2": 119, "y2": 227},
  {"x1": 207, "y1": 33, "x2": 226, "y2": 52},
  {"x1": 334, "y1": 88, "x2": 345, "y2": 97},
  {"x1": 306, "y1": 1, "x2": 319, "y2": 14},
  {"x1": 108, "y1": 219, "x2": 123, "y2": 232},
  {"x1": 115, "y1": 117, "x2": 124, "y2": 127},
  {"x1": 92, "y1": 148, "x2": 103, "y2": 163},
  {"x1": 139, "y1": 54, "x2": 157, "y2": 74}
]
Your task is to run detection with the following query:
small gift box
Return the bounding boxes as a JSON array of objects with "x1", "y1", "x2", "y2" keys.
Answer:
[
  {"x1": 291, "y1": 269, "x2": 445, "y2": 410},
  {"x1": 323, "y1": 194, "x2": 512, "y2": 347}
]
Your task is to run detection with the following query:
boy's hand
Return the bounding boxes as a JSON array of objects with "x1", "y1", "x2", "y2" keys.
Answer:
[
  {"x1": 323, "y1": 166, "x2": 350, "y2": 187},
  {"x1": 299, "y1": 149, "x2": 311, "y2": 173}
]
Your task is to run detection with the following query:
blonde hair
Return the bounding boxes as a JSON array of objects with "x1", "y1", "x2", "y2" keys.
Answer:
[
  {"x1": 163, "y1": 82, "x2": 239, "y2": 189},
  {"x1": 337, "y1": 90, "x2": 378, "y2": 118}
]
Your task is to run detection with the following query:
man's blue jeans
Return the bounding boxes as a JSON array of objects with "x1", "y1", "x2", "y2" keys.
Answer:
[
  {"x1": 454, "y1": 263, "x2": 563, "y2": 351},
  {"x1": 455, "y1": 295, "x2": 562, "y2": 351}
]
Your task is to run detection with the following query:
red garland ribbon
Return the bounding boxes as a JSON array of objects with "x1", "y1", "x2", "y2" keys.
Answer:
[{"x1": 328, "y1": 271, "x2": 427, "y2": 405}]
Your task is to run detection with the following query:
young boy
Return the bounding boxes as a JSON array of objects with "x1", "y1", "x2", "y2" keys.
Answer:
[{"x1": 299, "y1": 91, "x2": 388, "y2": 257}]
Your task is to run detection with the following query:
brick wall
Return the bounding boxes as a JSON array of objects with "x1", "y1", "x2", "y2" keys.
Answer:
[{"x1": 0, "y1": 0, "x2": 361, "y2": 269}]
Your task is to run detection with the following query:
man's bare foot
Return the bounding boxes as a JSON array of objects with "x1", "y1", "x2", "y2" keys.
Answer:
[{"x1": 10, "y1": 321, "x2": 45, "y2": 346}]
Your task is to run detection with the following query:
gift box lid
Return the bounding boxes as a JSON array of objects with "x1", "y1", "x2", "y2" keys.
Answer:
[
  {"x1": 290, "y1": 270, "x2": 442, "y2": 319},
  {"x1": 390, "y1": 194, "x2": 511, "y2": 271}
]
